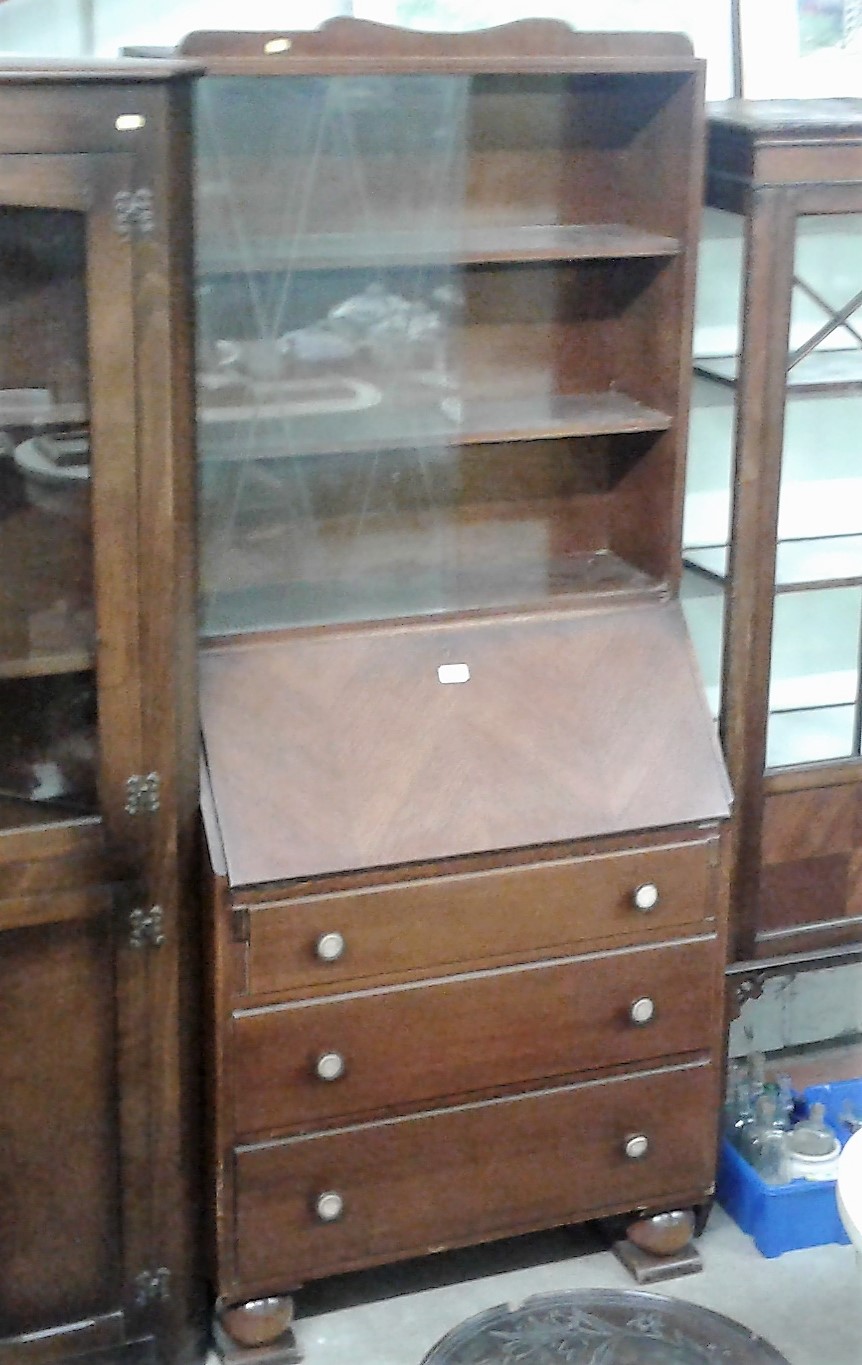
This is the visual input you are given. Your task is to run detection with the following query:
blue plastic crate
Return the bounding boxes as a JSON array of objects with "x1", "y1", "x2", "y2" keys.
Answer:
[{"x1": 716, "y1": 1103, "x2": 851, "y2": 1258}]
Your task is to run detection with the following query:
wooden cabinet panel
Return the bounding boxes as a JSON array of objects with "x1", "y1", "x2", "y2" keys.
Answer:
[
  {"x1": 234, "y1": 935, "x2": 718, "y2": 1136},
  {"x1": 234, "y1": 1061, "x2": 716, "y2": 1287},
  {"x1": 244, "y1": 837, "x2": 717, "y2": 997},
  {"x1": 0, "y1": 912, "x2": 121, "y2": 1335},
  {"x1": 201, "y1": 604, "x2": 729, "y2": 887}
]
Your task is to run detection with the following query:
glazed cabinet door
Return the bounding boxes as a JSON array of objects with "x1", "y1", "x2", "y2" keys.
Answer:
[{"x1": 0, "y1": 153, "x2": 152, "y2": 1354}]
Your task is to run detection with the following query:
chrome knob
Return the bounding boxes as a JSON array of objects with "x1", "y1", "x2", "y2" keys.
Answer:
[
  {"x1": 315, "y1": 931, "x2": 345, "y2": 962},
  {"x1": 315, "y1": 1190, "x2": 344, "y2": 1222},
  {"x1": 629, "y1": 996, "x2": 656, "y2": 1027},
  {"x1": 632, "y1": 882, "x2": 659, "y2": 912},
  {"x1": 315, "y1": 1051, "x2": 346, "y2": 1082},
  {"x1": 624, "y1": 1134, "x2": 650, "y2": 1161}
]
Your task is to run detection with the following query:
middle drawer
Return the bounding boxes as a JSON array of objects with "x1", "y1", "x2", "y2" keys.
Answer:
[{"x1": 233, "y1": 935, "x2": 718, "y2": 1137}]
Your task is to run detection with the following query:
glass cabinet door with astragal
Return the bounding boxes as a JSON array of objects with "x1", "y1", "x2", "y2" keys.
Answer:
[
  {"x1": 684, "y1": 103, "x2": 862, "y2": 962},
  {"x1": 0, "y1": 157, "x2": 146, "y2": 840}
]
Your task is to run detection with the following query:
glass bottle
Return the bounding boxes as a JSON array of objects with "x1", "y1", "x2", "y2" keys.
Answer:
[{"x1": 748, "y1": 1095, "x2": 788, "y2": 1185}]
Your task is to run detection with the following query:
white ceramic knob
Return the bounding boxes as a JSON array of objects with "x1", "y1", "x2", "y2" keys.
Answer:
[
  {"x1": 629, "y1": 996, "x2": 656, "y2": 1026},
  {"x1": 315, "y1": 931, "x2": 345, "y2": 962},
  {"x1": 632, "y1": 883, "x2": 659, "y2": 912},
  {"x1": 315, "y1": 1191, "x2": 344, "y2": 1222},
  {"x1": 624, "y1": 1134, "x2": 650, "y2": 1160},
  {"x1": 315, "y1": 1051, "x2": 346, "y2": 1082}
]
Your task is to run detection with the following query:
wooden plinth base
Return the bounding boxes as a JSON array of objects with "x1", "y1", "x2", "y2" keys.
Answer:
[
  {"x1": 212, "y1": 1318, "x2": 303, "y2": 1365},
  {"x1": 611, "y1": 1237, "x2": 703, "y2": 1284}
]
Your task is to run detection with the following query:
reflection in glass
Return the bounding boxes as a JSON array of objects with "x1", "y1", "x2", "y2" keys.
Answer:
[
  {"x1": 767, "y1": 586, "x2": 862, "y2": 769},
  {"x1": 194, "y1": 72, "x2": 680, "y2": 634},
  {"x1": 0, "y1": 208, "x2": 98, "y2": 823}
]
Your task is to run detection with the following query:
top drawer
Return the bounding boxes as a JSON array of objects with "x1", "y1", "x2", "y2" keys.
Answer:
[{"x1": 240, "y1": 836, "x2": 717, "y2": 998}]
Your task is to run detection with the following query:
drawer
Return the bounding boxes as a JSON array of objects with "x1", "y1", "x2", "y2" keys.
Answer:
[
  {"x1": 242, "y1": 836, "x2": 717, "y2": 997},
  {"x1": 234, "y1": 935, "x2": 719, "y2": 1136},
  {"x1": 233, "y1": 1061, "x2": 717, "y2": 1287}
]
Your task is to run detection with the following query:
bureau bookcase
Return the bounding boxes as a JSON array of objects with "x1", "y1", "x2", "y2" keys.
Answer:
[{"x1": 181, "y1": 20, "x2": 731, "y2": 1323}]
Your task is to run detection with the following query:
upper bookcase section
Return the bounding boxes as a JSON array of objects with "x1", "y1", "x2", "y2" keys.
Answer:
[{"x1": 181, "y1": 20, "x2": 702, "y2": 276}]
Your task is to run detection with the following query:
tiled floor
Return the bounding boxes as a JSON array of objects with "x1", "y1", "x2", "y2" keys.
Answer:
[{"x1": 210, "y1": 1206, "x2": 862, "y2": 1365}]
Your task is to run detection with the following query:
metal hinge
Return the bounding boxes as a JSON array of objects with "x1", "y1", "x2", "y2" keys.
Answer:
[
  {"x1": 129, "y1": 905, "x2": 165, "y2": 950},
  {"x1": 133, "y1": 1266, "x2": 171, "y2": 1308},
  {"x1": 233, "y1": 906, "x2": 251, "y2": 944},
  {"x1": 125, "y1": 771, "x2": 161, "y2": 815},
  {"x1": 114, "y1": 187, "x2": 155, "y2": 239}
]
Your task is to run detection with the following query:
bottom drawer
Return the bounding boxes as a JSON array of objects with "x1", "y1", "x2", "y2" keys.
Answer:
[{"x1": 233, "y1": 1061, "x2": 716, "y2": 1288}]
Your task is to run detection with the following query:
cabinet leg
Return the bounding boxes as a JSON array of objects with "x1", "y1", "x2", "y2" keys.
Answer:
[
  {"x1": 213, "y1": 1295, "x2": 302, "y2": 1364},
  {"x1": 607, "y1": 1209, "x2": 703, "y2": 1285}
]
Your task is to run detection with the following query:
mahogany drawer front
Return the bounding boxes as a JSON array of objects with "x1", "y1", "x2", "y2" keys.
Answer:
[
  {"x1": 243, "y1": 837, "x2": 716, "y2": 997},
  {"x1": 234, "y1": 1061, "x2": 716, "y2": 1287},
  {"x1": 233, "y1": 935, "x2": 719, "y2": 1137}
]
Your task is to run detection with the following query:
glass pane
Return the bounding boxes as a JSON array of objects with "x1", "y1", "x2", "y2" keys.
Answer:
[
  {"x1": 681, "y1": 208, "x2": 742, "y2": 720},
  {"x1": 194, "y1": 72, "x2": 681, "y2": 634},
  {"x1": 765, "y1": 213, "x2": 862, "y2": 769},
  {"x1": 0, "y1": 208, "x2": 97, "y2": 825},
  {"x1": 680, "y1": 567, "x2": 724, "y2": 722},
  {"x1": 767, "y1": 586, "x2": 862, "y2": 768}
]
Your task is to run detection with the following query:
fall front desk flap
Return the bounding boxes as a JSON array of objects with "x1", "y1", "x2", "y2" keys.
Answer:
[{"x1": 200, "y1": 600, "x2": 731, "y2": 888}]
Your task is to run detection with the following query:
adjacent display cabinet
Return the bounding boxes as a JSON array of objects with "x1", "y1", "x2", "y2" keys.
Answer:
[
  {"x1": 0, "y1": 64, "x2": 200, "y2": 1363},
  {"x1": 683, "y1": 102, "x2": 862, "y2": 965},
  {"x1": 182, "y1": 20, "x2": 731, "y2": 1325}
]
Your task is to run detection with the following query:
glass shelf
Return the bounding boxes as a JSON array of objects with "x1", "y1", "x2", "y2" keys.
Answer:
[
  {"x1": 686, "y1": 534, "x2": 862, "y2": 591},
  {"x1": 697, "y1": 348, "x2": 862, "y2": 391},
  {"x1": 766, "y1": 705, "x2": 858, "y2": 770},
  {"x1": 198, "y1": 222, "x2": 681, "y2": 275}
]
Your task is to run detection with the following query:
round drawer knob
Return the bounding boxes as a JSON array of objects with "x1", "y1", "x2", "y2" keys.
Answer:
[
  {"x1": 632, "y1": 882, "x2": 659, "y2": 912},
  {"x1": 315, "y1": 1191, "x2": 344, "y2": 1223},
  {"x1": 629, "y1": 996, "x2": 656, "y2": 1027},
  {"x1": 315, "y1": 1051, "x2": 346, "y2": 1082},
  {"x1": 315, "y1": 931, "x2": 345, "y2": 962},
  {"x1": 624, "y1": 1134, "x2": 650, "y2": 1161}
]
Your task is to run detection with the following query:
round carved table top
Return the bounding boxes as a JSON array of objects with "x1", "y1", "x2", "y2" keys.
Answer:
[{"x1": 420, "y1": 1289, "x2": 790, "y2": 1365}]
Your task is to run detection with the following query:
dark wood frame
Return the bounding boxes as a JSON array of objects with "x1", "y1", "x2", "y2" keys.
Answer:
[
  {"x1": 0, "y1": 63, "x2": 201, "y2": 1365},
  {"x1": 700, "y1": 101, "x2": 862, "y2": 970}
]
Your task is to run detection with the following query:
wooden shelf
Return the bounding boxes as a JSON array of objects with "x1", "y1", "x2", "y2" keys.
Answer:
[
  {"x1": 197, "y1": 222, "x2": 681, "y2": 275},
  {"x1": 0, "y1": 397, "x2": 87, "y2": 426},
  {"x1": 0, "y1": 649, "x2": 93, "y2": 680},
  {"x1": 686, "y1": 534, "x2": 862, "y2": 591},
  {"x1": 199, "y1": 389, "x2": 672, "y2": 461},
  {"x1": 696, "y1": 349, "x2": 862, "y2": 393}
]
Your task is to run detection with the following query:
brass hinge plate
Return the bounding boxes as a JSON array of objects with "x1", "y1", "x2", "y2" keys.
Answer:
[
  {"x1": 133, "y1": 1266, "x2": 171, "y2": 1307},
  {"x1": 129, "y1": 905, "x2": 165, "y2": 950},
  {"x1": 114, "y1": 187, "x2": 155, "y2": 239},
  {"x1": 125, "y1": 771, "x2": 161, "y2": 815}
]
